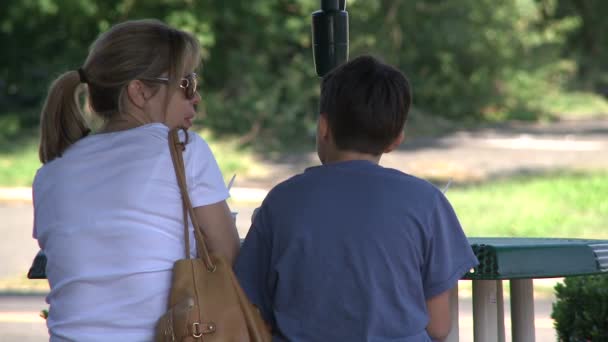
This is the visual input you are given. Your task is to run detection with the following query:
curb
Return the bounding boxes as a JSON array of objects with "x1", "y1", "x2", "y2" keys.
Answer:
[
  {"x1": 0, "y1": 187, "x2": 32, "y2": 203},
  {"x1": 229, "y1": 187, "x2": 268, "y2": 203},
  {"x1": 0, "y1": 187, "x2": 268, "y2": 204}
]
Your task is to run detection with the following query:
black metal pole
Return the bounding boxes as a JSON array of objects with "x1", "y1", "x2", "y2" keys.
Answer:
[{"x1": 312, "y1": 0, "x2": 349, "y2": 77}]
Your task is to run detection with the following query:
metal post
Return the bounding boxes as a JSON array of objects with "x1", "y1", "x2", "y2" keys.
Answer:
[
  {"x1": 510, "y1": 279, "x2": 536, "y2": 342},
  {"x1": 473, "y1": 280, "x2": 506, "y2": 342},
  {"x1": 497, "y1": 280, "x2": 506, "y2": 342},
  {"x1": 445, "y1": 285, "x2": 460, "y2": 342}
]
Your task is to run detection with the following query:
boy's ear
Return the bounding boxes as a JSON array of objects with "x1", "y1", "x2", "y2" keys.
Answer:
[
  {"x1": 318, "y1": 113, "x2": 331, "y2": 141},
  {"x1": 384, "y1": 131, "x2": 405, "y2": 153}
]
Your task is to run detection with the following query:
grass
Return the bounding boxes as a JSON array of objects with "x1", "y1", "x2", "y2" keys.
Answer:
[
  {"x1": 0, "y1": 125, "x2": 259, "y2": 187},
  {"x1": 541, "y1": 91, "x2": 608, "y2": 119},
  {"x1": 0, "y1": 275, "x2": 49, "y2": 295},
  {"x1": 3, "y1": 171, "x2": 607, "y2": 295},
  {"x1": 0, "y1": 143, "x2": 40, "y2": 187},
  {"x1": 196, "y1": 129, "x2": 266, "y2": 185},
  {"x1": 447, "y1": 171, "x2": 608, "y2": 239}
]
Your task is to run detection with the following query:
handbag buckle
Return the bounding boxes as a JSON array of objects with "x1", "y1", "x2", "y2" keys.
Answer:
[
  {"x1": 192, "y1": 322, "x2": 216, "y2": 338},
  {"x1": 192, "y1": 322, "x2": 203, "y2": 338}
]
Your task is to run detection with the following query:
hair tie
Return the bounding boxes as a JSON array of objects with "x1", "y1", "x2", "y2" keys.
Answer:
[{"x1": 77, "y1": 68, "x2": 88, "y2": 84}]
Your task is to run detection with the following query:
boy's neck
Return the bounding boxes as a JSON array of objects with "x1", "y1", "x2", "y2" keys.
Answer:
[{"x1": 323, "y1": 150, "x2": 381, "y2": 165}]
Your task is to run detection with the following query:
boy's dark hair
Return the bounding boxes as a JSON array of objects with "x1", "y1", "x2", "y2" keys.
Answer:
[{"x1": 320, "y1": 55, "x2": 411, "y2": 155}]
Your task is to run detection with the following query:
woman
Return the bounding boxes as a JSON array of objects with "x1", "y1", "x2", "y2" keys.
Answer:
[{"x1": 33, "y1": 19, "x2": 240, "y2": 341}]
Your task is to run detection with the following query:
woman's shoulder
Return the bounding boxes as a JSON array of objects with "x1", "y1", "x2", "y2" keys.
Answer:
[
  {"x1": 113, "y1": 124, "x2": 210, "y2": 150},
  {"x1": 185, "y1": 129, "x2": 207, "y2": 146},
  {"x1": 184, "y1": 129, "x2": 213, "y2": 156}
]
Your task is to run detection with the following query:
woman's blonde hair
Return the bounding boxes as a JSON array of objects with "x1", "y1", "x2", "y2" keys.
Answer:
[{"x1": 39, "y1": 19, "x2": 201, "y2": 164}]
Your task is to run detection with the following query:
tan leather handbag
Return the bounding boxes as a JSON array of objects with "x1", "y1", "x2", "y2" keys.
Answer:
[{"x1": 155, "y1": 128, "x2": 271, "y2": 342}]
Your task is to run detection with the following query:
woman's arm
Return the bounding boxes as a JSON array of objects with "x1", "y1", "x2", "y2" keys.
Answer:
[
  {"x1": 426, "y1": 289, "x2": 451, "y2": 341},
  {"x1": 194, "y1": 200, "x2": 240, "y2": 265}
]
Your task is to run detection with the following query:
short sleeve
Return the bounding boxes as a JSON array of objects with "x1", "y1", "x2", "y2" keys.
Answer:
[
  {"x1": 32, "y1": 168, "x2": 47, "y2": 246},
  {"x1": 234, "y1": 205, "x2": 275, "y2": 326},
  {"x1": 32, "y1": 173, "x2": 40, "y2": 240},
  {"x1": 184, "y1": 132, "x2": 229, "y2": 208},
  {"x1": 422, "y1": 192, "x2": 478, "y2": 299}
]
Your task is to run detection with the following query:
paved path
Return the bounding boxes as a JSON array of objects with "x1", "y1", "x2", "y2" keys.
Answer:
[
  {"x1": 0, "y1": 202, "x2": 259, "y2": 280},
  {"x1": 0, "y1": 204, "x2": 39, "y2": 279},
  {"x1": 238, "y1": 118, "x2": 608, "y2": 188},
  {"x1": 0, "y1": 294, "x2": 558, "y2": 341},
  {"x1": 0, "y1": 201, "x2": 260, "y2": 341}
]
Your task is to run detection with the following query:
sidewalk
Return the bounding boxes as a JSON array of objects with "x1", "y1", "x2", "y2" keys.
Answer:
[
  {"x1": 0, "y1": 294, "x2": 558, "y2": 341},
  {"x1": 0, "y1": 188, "x2": 32, "y2": 204}
]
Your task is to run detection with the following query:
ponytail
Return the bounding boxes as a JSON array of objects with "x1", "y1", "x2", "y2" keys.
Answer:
[
  {"x1": 38, "y1": 20, "x2": 201, "y2": 163},
  {"x1": 39, "y1": 70, "x2": 90, "y2": 164}
]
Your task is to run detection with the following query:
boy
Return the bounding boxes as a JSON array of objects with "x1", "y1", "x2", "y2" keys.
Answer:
[{"x1": 235, "y1": 55, "x2": 478, "y2": 341}]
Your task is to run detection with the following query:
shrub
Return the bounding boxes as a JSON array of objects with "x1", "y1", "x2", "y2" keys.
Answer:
[{"x1": 551, "y1": 275, "x2": 608, "y2": 342}]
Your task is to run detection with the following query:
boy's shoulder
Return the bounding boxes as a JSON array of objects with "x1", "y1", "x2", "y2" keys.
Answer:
[{"x1": 265, "y1": 162, "x2": 442, "y2": 202}]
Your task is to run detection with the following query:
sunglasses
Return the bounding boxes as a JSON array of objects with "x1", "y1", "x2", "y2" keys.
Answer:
[{"x1": 141, "y1": 73, "x2": 198, "y2": 99}]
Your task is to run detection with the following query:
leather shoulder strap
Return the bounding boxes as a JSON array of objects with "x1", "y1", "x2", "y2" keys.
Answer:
[{"x1": 168, "y1": 128, "x2": 216, "y2": 271}]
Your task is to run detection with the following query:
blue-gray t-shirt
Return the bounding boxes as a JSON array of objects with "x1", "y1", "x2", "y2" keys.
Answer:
[{"x1": 235, "y1": 160, "x2": 478, "y2": 341}]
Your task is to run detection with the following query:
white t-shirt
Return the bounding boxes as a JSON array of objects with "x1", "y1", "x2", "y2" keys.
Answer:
[{"x1": 33, "y1": 123, "x2": 229, "y2": 341}]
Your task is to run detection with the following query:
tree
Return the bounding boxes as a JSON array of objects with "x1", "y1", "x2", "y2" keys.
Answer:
[{"x1": 535, "y1": 0, "x2": 608, "y2": 94}]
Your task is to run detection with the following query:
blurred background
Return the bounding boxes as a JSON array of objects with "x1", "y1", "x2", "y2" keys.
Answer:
[
  {"x1": 2, "y1": 0, "x2": 608, "y2": 148},
  {"x1": 3, "y1": 0, "x2": 607, "y2": 240},
  {"x1": 0, "y1": 0, "x2": 607, "y2": 340}
]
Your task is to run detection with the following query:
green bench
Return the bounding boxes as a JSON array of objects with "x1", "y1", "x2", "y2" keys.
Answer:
[
  {"x1": 28, "y1": 237, "x2": 608, "y2": 341},
  {"x1": 449, "y1": 237, "x2": 608, "y2": 342}
]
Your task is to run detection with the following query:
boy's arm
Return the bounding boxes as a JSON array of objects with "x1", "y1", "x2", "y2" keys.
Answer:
[
  {"x1": 422, "y1": 192, "x2": 478, "y2": 341},
  {"x1": 234, "y1": 205, "x2": 275, "y2": 327},
  {"x1": 425, "y1": 289, "x2": 451, "y2": 341}
]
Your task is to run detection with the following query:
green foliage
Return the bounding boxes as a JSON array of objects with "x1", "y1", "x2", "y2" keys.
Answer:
[
  {"x1": 0, "y1": 0, "x2": 606, "y2": 144},
  {"x1": 538, "y1": 0, "x2": 608, "y2": 93},
  {"x1": 497, "y1": 60, "x2": 608, "y2": 121},
  {"x1": 0, "y1": 0, "x2": 217, "y2": 107},
  {"x1": 551, "y1": 275, "x2": 608, "y2": 342},
  {"x1": 349, "y1": 0, "x2": 525, "y2": 120},
  {"x1": 201, "y1": 0, "x2": 320, "y2": 144}
]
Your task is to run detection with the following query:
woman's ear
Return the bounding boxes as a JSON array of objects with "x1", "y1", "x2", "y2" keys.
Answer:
[
  {"x1": 126, "y1": 80, "x2": 148, "y2": 109},
  {"x1": 384, "y1": 131, "x2": 405, "y2": 153}
]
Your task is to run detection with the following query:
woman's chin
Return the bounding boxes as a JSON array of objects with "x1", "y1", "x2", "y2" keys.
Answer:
[{"x1": 184, "y1": 118, "x2": 193, "y2": 128}]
